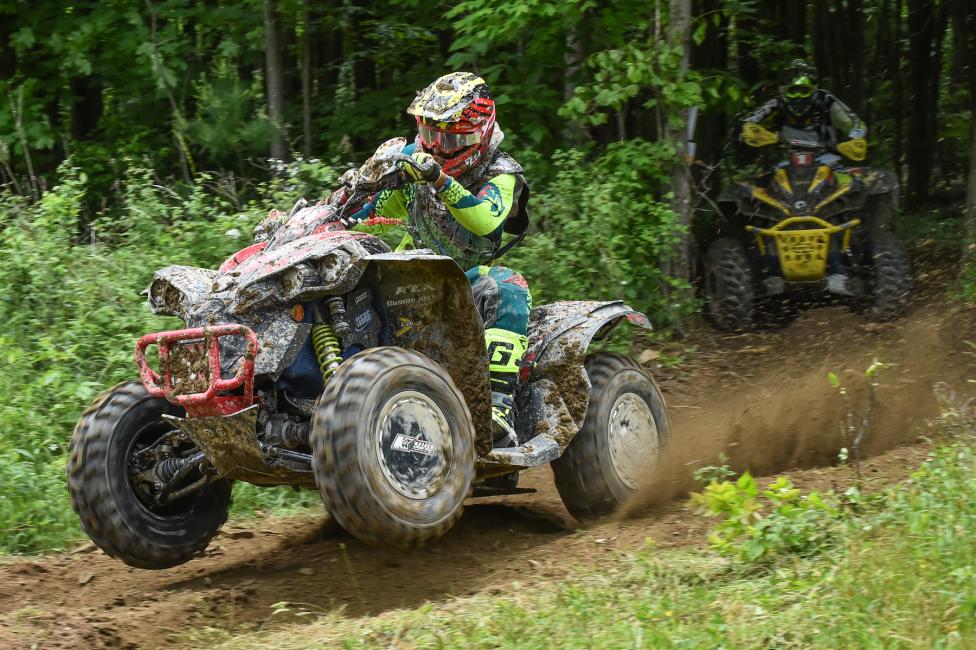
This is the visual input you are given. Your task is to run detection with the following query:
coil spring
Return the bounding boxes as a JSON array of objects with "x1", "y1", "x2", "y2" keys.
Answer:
[{"x1": 311, "y1": 323, "x2": 342, "y2": 383}]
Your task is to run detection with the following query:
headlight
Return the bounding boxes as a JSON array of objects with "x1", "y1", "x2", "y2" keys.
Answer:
[
  {"x1": 317, "y1": 251, "x2": 350, "y2": 284},
  {"x1": 279, "y1": 264, "x2": 318, "y2": 295},
  {"x1": 147, "y1": 265, "x2": 217, "y2": 318},
  {"x1": 148, "y1": 277, "x2": 185, "y2": 316}
]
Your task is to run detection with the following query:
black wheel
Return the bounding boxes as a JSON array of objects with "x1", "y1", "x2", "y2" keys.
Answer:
[
  {"x1": 704, "y1": 237, "x2": 756, "y2": 331},
  {"x1": 67, "y1": 381, "x2": 231, "y2": 569},
  {"x1": 756, "y1": 296, "x2": 799, "y2": 330},
  {"x1": 310, "y1": 347, "x2": 475, "y2": 547},
  {"x1": 866, "y1": 192, "x2": 895, "y2": 232},
  {"x1": 867, "y1": 231, "x2": 913, "y2": 321},
  {"x1": 551, "y1": 353, "x2": 671, "y2": 521}
]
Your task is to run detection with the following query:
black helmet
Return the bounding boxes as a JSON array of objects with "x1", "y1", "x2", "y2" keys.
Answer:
[{"x1": 778, "y1": 59, "x2": 818, "y2": 119}]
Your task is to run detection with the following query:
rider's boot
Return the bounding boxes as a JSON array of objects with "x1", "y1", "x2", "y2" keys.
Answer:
[{"x1": 485, "y1": 328, "x2": 528, "y2": 447}]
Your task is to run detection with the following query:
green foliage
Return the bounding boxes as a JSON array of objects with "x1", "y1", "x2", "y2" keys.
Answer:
[
  {"x1": 507, "y1": 143, "x2": 697, "y2": 328},
  {"x1": 691, "y1": 452, "x2": 735, "y2": 484},
  {"x1": 689, "y1": 472, "x2": 842, "y2": 564},
  {"x1": 960, "y1": 252, "x2": 976, "y2": 303},
  {"x1": 562, "y1": 40, "x2": 701, "y2": 131},
  {"x1": 0, "y1": 157, "x2": 339, "y2": 553}
]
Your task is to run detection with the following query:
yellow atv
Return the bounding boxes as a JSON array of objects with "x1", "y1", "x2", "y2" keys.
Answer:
[{"x1": 704, "y1": 123, "x2": 912, "y2": 331}]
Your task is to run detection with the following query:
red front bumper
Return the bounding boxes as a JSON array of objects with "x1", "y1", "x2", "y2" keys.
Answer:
[{"x1": 135, "y1": 324, "x2": 259, "y2": 417}]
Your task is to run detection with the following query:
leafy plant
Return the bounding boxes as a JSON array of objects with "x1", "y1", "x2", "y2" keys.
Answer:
[
  {"x1": 828, "y1": 358, "x2": 885, "y2": 480},
  {"x1": 692, "y1": 452, "x2": 735, "y2": 485},
  {"x1": 689, "y1": 472, "x2": 842, "y2": 564}
]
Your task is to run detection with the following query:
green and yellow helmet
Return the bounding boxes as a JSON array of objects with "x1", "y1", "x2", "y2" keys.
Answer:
[
  {"x1": 407, "y1": 72, "x2": 496, "y2": 176},
  {"x1": 778, "y1": 59, "x2": 818, "y2": 119}
]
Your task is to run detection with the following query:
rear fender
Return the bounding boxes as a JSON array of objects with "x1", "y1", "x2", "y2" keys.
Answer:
[{"x1": 482, "y1": 301, "x2": 652, "y2": 468}]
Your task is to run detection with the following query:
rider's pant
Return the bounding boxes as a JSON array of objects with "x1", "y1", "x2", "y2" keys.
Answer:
[{"x1": 465, "y1": 265, "x2": 532, "y2": 393}]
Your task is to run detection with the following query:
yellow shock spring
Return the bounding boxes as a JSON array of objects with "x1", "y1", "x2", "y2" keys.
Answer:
[{"x1": 311, "y1": 324, "x2": 342, "y2": 383}]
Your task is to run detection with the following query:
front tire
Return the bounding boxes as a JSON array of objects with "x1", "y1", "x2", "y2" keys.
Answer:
[
  {"x1": 704, "y1": 237, "x2": 756, "y2": 331},
  {"x1": 67, "y1": 382, "x2": 232, "y2": 569},
  {"x1": 311, "y1": 347, "x2": 475, "y2": 547},
  {"x1": 867, "y1": 231, "x2": 913, "y2": 320},
  {"x1": 552, "y1": 353, "x2": 671, "y2": 521}
]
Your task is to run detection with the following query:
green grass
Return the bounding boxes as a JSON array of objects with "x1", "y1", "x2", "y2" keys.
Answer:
[{"x1": 203, "y1": 437, "x2": 976, "y2": 649}]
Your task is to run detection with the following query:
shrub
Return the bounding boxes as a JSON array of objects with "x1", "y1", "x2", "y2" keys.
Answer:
[
  {"x1": 507, "y1": 143, "x2": 696, "y2": 331},
  {"x1": 0, "y1": 158, "x2": 340, "y2": 553},
  {"x1": 689, "y1": 472, "x2": 844, "y2": 564}
]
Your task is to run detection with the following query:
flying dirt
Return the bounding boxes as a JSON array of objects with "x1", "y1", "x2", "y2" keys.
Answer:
[{"x1": 1, "y1": 271, "x2": 973, "y2": 648}]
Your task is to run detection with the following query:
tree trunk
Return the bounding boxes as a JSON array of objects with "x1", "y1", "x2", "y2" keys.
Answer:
[
  {"x1": 735, "y1": 13, "x2": 760, "y2": 89},
  {"x1": 0, "y1": 12, "x2": 15, "y2": 81},
  {"x1": 893, "y1": 0, "x2": 904, "y2": 185},
  {"x1": 963, "y1": 1, "x2": 976, "y2": 259},
  {"x1": 70, "y1": 76, "x2": 103, "y2": 141},
  {"x1": 906, "y1": 0, "x2": 947, "y2": 205},
  {"x1": 301, "y1": 3, "x2": 313, "y2": 158},
  {"x1": 667, "y1": 0, "x2": 694, "y2": 287},
  {"x1": 785, "y1": 0, "x2": 807, "y2": 50},
  {"x1": 814, "y1": 0, "x2": 865, "y2": 113},
  {"x1": 264, "y1": 0, "x2": 288, "y2": 161},
  {"x1": 691, "y1": 0, "x2": 729, "y2": 168},
  {"x1": 966, "y1": 116, "x2": 976, "y2": 256}
]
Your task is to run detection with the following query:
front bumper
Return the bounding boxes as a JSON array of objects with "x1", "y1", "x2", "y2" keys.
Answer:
[{"x1": 135, "y1": 324, "x2": 259, "y2": 417}]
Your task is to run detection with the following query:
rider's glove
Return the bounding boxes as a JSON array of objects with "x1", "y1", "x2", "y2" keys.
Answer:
[{"x1": 400, "y1": 152, "x2": 442, "y2": 184}]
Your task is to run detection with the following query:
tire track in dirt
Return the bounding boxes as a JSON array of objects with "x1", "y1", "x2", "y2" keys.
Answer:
[{"x1": 2, "y1": 283, "x2": 973, "y2": 648}]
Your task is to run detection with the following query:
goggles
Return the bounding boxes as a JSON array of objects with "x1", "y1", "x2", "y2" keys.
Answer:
[
  {"x1": 417, "y1": 121, "x2": 481, "y2": 153},
  {"x1": 784, "y1": 76, "x2": 814, "y2": 100}
]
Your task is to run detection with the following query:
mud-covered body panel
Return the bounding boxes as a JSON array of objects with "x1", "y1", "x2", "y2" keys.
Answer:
[
  {"x1": 163, "y1": 407, "x2": 316, "y2": 488},
  {"x1": 720, "y1": 164, "x2": 898, "y2": 225},
  {"x1": 481, "y1": 300, "x2": 652, "y2": 470},
  {"x1": 148, "y1": 225, "x2": 391, "y2": 379}
]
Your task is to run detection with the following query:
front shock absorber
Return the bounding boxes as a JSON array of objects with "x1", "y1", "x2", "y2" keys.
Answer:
[{"x1": 311, "y1": 324, "x2": 343, "y2": 383}]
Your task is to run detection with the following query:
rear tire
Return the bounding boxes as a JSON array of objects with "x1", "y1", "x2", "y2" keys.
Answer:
[
  {"x1": 67, "y1": 382, "x2": 232, "y2": 569},
  {"x1": 552, "y1": 353, "x2": 670, "y2": 521},
  {"x1": 867, "y1": 231, "x2": 913, "y2": 321},
  {"x1": 310, "y1": 347, "x2": 475, "y2": 547},
  {"x1": 704, "y1": 237, "x2": 756, "y2": 331}
]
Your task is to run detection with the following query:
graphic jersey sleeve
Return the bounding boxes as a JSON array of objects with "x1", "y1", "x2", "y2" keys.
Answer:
[
  {"x1": 743, "y1": 98, "x2": 780, "y2": 126},
  {"x1": 437, "y1": 173, "x2": 517, "y2": 237},
  {"x1": 828, "y1": 94, "x2": 867, "y2": 138}
]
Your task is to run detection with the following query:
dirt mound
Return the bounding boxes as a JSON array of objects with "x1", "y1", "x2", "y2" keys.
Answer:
[{"x1": 2, "y1": 285, "x2": 974, "y2": 648}]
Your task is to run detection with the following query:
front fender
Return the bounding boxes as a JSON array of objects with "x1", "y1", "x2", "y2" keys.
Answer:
[
  {"x1": 366, "y1": 252, "x2": 493, "y2": 454},
  {"x1": 484, "y1": 300, "x2": 652, "y2": 468}
]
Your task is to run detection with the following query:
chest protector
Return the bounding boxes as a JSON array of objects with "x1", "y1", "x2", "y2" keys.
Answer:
[{"x1": 408, "y1": 131, "x2": 529, "y2": 269}]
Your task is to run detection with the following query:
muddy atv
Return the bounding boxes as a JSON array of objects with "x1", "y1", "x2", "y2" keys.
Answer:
[
  {"x1": 704, "y1": 123, "x2": 913, "y2": 331},
  {"x1": 67, "y1": 139, "x2": 670, "y2": 569}
]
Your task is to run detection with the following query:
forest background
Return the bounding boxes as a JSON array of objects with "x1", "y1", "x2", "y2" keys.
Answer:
[{"x1": 0, "y1": 0, "x2": 975, "y2": 553}]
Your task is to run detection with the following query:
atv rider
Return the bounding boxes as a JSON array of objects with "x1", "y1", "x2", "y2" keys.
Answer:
[
  {"x1": 742, "y1": 59, "x2": 867, "y2": 164},
  {"x1": 344, "y1": 72, "x2": 531, "y2": 445}
]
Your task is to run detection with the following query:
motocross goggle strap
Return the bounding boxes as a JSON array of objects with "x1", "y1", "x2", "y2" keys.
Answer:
[{"x1": 416, "y1": 115, "x2": 492, "y2": 153}]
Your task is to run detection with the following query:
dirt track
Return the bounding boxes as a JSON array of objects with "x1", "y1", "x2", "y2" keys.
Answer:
[{"x1": 2, "y1": 273, "x2": 974, "y2": 648}]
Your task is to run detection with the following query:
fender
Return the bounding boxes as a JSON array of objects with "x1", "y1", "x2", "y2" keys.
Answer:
[
  {"x1": 364, "y1": 252, "x2": 493, "y2": 453},
  {"x1": 483, "y1": 300, "x2": 652, "y2": 468}
]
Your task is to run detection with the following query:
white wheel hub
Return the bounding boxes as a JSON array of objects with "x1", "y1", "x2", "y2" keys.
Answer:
[{"x1": 607, "y1": 392, "x2": 659, "y2": 490}]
